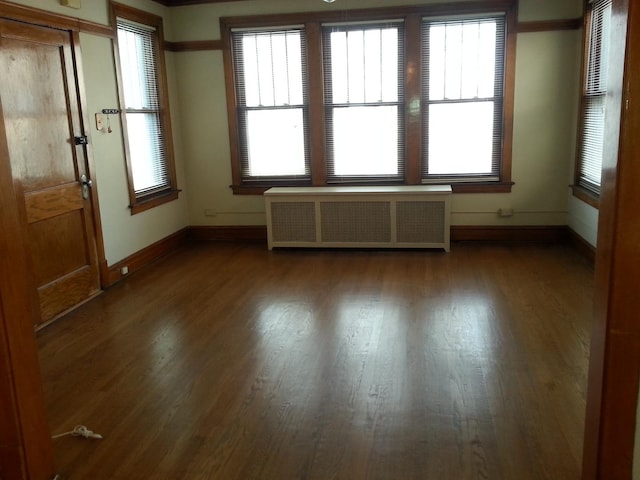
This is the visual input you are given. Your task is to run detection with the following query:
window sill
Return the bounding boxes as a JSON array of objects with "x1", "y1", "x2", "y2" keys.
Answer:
[
  {"x1": 130, "y1": 189, "x2": 180, "y2": 215},
  {"x1": 449, "y1": 182, "x2": 514, "y2": 193},
  {"x1": 571, "y1": 185, "x2": 600, "y2": 209},
  {"x1": 231, "y1": 182, "x2": 514, "y2": 195},
  {"x1": 230, "y1": 185, "x2": 272, "y2": 195}
]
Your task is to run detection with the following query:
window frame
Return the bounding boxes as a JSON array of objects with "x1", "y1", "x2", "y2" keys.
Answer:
[
  {"x1": 573, "y1": 0, "x2": 612, "y2": 209},
  {"x1": 231, "y1": 27, "x2": 311, "y2": 185},
  {"x1": 221, "y1": 2, "x2": 516, "y2": 195},
  {"x1": 111, "y1": 2, "x2": 179, "y2": 214},
  {"x1": 323, "y1": 21, "x2": 406, "y2": 184},
  {"x1": 421, "y1": 15, "x2": 506, "y2": 184}
]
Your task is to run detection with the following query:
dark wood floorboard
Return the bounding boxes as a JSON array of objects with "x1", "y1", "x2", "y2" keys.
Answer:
[{"x1": 37, "y1": 242, "x2": 594, "y2": 479}]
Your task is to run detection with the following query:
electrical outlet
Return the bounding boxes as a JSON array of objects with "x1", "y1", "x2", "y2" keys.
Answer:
[
  {"x1": 497, "y1": 208, "x2": 514, "y2": 217},
  {"x1": 121, "y1": 266, "x2": 129, "y2": 275}
]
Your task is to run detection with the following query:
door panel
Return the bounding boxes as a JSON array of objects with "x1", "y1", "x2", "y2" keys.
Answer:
[
  {"x1": 28, "y1": 211, "x2": 88, "y2": 285},
  {"x1": 24, "y1": 183, "x2": 85, "y2": 223},
  {"x1": 0, "y1": 19, "x2": 101, "y2": 326},
  {"x1": 1, "y1": 34, "x2": 77, "y2": 190}
]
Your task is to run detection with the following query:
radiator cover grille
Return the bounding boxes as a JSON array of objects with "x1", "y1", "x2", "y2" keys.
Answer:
[
  {"x1": 396, "y1": 201, "x2": 445, "y2": 244},
  {"x1": 264, "y1": 186, "x2": 451, "y2": 251},
  {"x1": 271, "y1": 202, "x2": 316, "y2": 242},
  {"x1": 321, "y1": 201, "x2": 391, "y2": 243}
]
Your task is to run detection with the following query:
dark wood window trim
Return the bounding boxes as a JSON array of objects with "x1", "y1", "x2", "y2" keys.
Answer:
[
  {"x1": 221, "y1": 1, "x2": 516, "y2": 195},
  {"x1": 572, "y1": 184, "x2": 600, "y2": 208},
  {"x1": 111, "y1": 2, "x2": 179, "y2": 215},
  {"x1": 516, "y1": 18, "x2": 582, "y2": 33}
]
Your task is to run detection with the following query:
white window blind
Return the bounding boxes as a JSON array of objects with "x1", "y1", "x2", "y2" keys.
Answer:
[
  {"x1": 231, "y1": 28, "x2": 310, "y2": 183},
  {"x1": 323, "y1": 22, "x2": 404, "y2": 183},
  {"x1": 577, "y1": 0, "x2": 612, "y2": 196},
  {"x1": 422, "y1": 16, "x2": 505, "y2": 182},
  {"x1": 116, "y1": 19, "x2": 169, "y2": 197}
]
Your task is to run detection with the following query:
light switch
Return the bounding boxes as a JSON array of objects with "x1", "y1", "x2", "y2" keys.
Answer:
[{"x1": 95, "y1": 113, "x2": 103, "y2": 131}]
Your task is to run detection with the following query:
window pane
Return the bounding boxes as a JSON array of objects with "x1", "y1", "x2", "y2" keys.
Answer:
[
  {"x1": 331, "y1": 105, "x2": 399, "y2": 176},
  {"x1": 586, "y1": 2, "x2": 612, "y2": 95},
  {"x1": 329, "y1": 26, "x2": 399, "y2": 104},
  {"x1": 325, "y1": 24, "x2": 402, "y2": 181},
  {"x1": 117, "y1": 15, "x2": 175, "y2": 202},
  {"x1": 240, "y1": 31, "x2": 304, "y2": 108},
  {"x1": 579, "y1": 96, "x2": 605, "y2": 189},
  {"x1": 126, "y1": 112, "x2": 167, "y2": 192},
  {"x1": 428, "y1": 102, "x2": 494, "y2": 175},
  {"x1": 117, "y1": 26, "x2": 158, "y2": 110},
  {"x1": 246, "y1": 108, "x2": 306, "y2": 177},
  {"x1": 429, "y1": 20, "x2": 496, "y2": 101}
]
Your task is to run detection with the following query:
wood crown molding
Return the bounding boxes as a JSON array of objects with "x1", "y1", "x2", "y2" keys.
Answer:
[
  {"x1": 0, "y1": 2, "x2": 580, "y2": 43},
  {"x1": 153, "y1": 0, "x2": 250, "y2": 5},
  {"x1": 0, "y1": 1, "x2": 113, "y2": 37},
  {"x1": 165, "y1": 39, "x2": 222, "y2": 51},
  {"x1": 158, "y1": 19, "x2": 585, "y2": 54},
  {"x1": 517, "y1": 18, "x2": 583, "y2": 33}
]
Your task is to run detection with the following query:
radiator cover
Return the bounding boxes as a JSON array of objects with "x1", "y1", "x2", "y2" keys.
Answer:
[{"x1": 265, "y1": 186, "x2": 451, "y2": 251}]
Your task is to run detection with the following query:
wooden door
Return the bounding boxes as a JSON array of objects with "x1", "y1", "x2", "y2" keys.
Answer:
[{"x1": 0, "y1": 19, "x2": 101, "y2": 327}]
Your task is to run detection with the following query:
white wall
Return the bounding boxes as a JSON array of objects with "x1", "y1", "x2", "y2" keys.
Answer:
[
  {"x1": 10, "y1": 0, "x2": 190, "y2": 265},
  {"x1": 170, "y1": 0, "x2": 584, "y2": 228},
  {"x1": 568, "y1": 195, "x2": 599, "y2": 246}
]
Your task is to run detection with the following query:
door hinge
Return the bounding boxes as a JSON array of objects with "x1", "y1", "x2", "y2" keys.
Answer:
[{"x1": 74, "y1": 135, "x2": 88, "y2": 145}]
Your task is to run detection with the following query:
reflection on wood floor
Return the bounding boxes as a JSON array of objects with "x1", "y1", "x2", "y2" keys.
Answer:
[{"x1": 38, "y1": 242, "x2": 593, "y2": 479}]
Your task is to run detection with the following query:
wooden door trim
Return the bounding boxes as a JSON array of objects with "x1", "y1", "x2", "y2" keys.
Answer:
[
  {"x1": 70, "y1": 29, "x2": 108, "y2": 291},
  {"x1": 0, "y1": 1, "x2": 113, "y2": 37},
  {"x1": 582, "y1": 0, "x2": 640, "y2": 478},
  {"x1": 0, "y1": 76, "x2": 56, "y2": 480}
]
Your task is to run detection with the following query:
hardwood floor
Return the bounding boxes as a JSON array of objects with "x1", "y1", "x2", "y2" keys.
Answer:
[{"x1": 37, "y1": 242, "x2": 594, "y2": 479}]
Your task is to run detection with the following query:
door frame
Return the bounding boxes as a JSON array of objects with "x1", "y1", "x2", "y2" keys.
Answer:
[
  {"x1": 69, "y1": 29, "x2": 109, "y2": 289},
  {"x1": 0, "y1": 73, "x2": 56, "y2": 480},
  {"x1": 582, "y1": 0, "x2": 640, "y2": 478},
  {"x1": 0, "y1": 4, "x2": 109, "y2": 478}
]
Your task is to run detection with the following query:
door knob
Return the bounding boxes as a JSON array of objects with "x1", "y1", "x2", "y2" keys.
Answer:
[{"x1": 80, "y1": 174, "x2": 92, "y2": 200}]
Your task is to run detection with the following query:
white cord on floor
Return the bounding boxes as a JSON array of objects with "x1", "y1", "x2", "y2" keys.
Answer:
[{"x1": 52, "y1": 425, "x2": 103, "y2": 440}]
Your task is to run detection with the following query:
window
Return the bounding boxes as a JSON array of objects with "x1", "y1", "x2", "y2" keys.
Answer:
[
  {"x1": 112, "y1": 3, "x2": 178, "y2": 213},
  {"x1": 222, "y1": 2, "x2": 516, "y2": 194},
  {"x1": 231, "y1": 28, "x2": 309, "y2": 184},
  {"x1": 323, "y1": 23, "x2": 404, "y2": 183},
  {"x1": 422, "y1": 17, "x2": 505, "y2": 183},
  {"x1": 575, "y1": 0, "x2": 612, "y2": 204}
]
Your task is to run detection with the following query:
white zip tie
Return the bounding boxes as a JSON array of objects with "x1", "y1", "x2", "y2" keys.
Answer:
[{"x1": 52, "y1": 425, "x2": 103, "y2": 440}]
